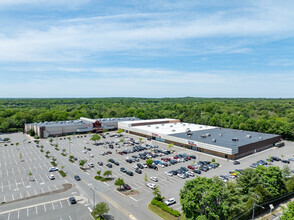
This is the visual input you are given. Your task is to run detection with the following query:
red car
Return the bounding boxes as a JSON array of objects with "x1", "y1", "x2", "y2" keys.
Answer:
[
  {"x1": 174, "y1": 156, "x2": 178, "y2": 159},
  {"x1": 107, "y1": 151, "x2": 112, "y2": 154},
  {"x1": 186, "y1": 156, "x2": 191, "y2": 160},
  {"x1": 187, "y1": 165, "x2": 195, "y2": 169}
]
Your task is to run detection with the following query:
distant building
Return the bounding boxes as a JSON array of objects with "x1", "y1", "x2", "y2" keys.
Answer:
[
  {"x1": 24, "y1": 117, "x2": 140, "y2": 138},
  {"x1": 118, "y1": 119, "x2": 281, "y2": 159}
]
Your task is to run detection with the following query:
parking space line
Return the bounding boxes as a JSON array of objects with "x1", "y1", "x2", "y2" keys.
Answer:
[
  {"x1": 7, "y1": 212, "x2": 10, "y2": 220},
  {"x1": 44, "y1": 204, "x2": 47, "y2": 212},
  {"x1": 27, "y1": 208, "x2": 29, "y2": 217},
  {"x1": 60, "y1": 201, "x2": 63, "y2": 208},
  {"x1": 52, "y1": 203, "x2": 55, "y2": 210},
  {"x1": 41, "y1": 187, "x2": 44, "y2": 193},
  {"x1": 34, "y1": 189, "x2": 37, "y2": 195},
  {"x1": 69, "y1": 216, "x2": 72, "y2": 220},
  {"x1": 35, "y1": 206, "x2": 38, "y2": 214},
  {"x1": 17, "y1": 210, "x2": 20, "y2": 219},
  {"x1": 27, "y1": 191, "x2": 30, "y2": 197},
  {"x1": 20, "y1": 192, "x2": 22, "y2": 198},
  {"x1": 12, "y1": 194, "x2": 14, "y2": 200}
]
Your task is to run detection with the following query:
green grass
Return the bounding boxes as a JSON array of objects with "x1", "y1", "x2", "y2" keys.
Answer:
[
  {"x1": 94, "y1": 176, "x2": 112, "y2": 182},
  {"x1": 148, "y1": 203, "x2": 185, "y2": 220}
]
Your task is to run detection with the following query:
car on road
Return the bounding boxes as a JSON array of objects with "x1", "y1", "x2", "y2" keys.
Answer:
[
  {"x1": 126, "y1": 171, "x2": 134, "y2": 176},
  {"x1": 165, "y1": 198, "x2": 176, "y2": 206},
  {"x1": 106, "y1": 163, "x2": 112, "y2": 168},
  {"x1": 150, "y1": 176, "x2": 158, "y2": 182},
  {"x1": 233, "y1": 161, "x2": 240, "y2": 165},
  {"x1": 49, "y1": 167, "x2": 59, "y2": 172},
  {"x1": 48, "y1": 174, "x2": 55, "y2": 180},
  {"x1": 135, "y1": 168, "x2": 142, "y2": 174},
  {"x1": 124, "y1": 184, "x2": 131, "y2": 190},
  {"x1": 74, "y1": 175, "x2": 81, "y2": 181},
  {"x1": 120, "y1": 167, "x2": 127, "y2": 173},
  {"x1": 147, "y1": 183, "x2": 156, "y2": 189},
  {"x1": 97, "y1": 162, "x2": 103, "y2": 166},
  {"x1": 69, "y1": 197, "x2": 77, "y2": 204}
]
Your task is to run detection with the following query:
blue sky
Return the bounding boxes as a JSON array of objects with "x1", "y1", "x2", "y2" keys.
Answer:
[{"x1": 0, "y1": 0, "x2": 294, "y2": 98}]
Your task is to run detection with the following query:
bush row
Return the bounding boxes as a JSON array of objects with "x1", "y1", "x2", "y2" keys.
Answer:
[
  {"x1": 94, "y1": 176, "x2": 111, "y2": 182},
  {"x1": 51, "y1": 161, "x2": 57, "y2": 166},
  {"x1": 151, "y1": 198, "x2": 180, "y2": 217},
  {"x1": 59, "y1": 170, "x2": 66, "y2": 177}
]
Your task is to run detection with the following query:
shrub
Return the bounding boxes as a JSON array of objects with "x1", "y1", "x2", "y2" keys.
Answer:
[
  {"x1": 40, "y1": 149, "x2": 44, "y2": 152},
  {"x1": 4, "y1": 144, "x2": 7, "y2": 146},
  {"x1": 34, "y1": 135, "x2": 39, "y2": 139},
  {"x1": 59, "y1": 170, "x2": 66, "y2": 177},
  {"x1": 11, "y1": 143, "x2": 14, "y2": 145},
  {"x1": 211, "y1": 158, "x2": 215, "y2": 162},
  {"x1": 45, "y1": 155, "x2": 49, "y2": 158},
  {"x1": 151, "y1": 198, "x2": 180, "y2": 217},
  {"x1": 69, "y1": 159, "x2": 74, "y2": 163},
  {"x1": 94, "y1": 176, "x2": 111, "y2": 182},
  {"x1": 61, "y1": 153, "x2": 66, "y2": 156},
  {"x1": 51, "y1": 161, "x2": 57, "y2": 166}
]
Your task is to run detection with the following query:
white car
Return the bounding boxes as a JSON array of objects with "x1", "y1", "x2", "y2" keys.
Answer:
[
  {"x1": 165, "y1": 198, "x2": 176, "y2": 206},
  {"x1": 177, "y1": 173, "x2": 185, "y2": 179},
  {"x1": 83, "y1": 150, "x2": 87, "y2": 154},
  {"x1": 143, "y1": 164, "x2": 148, "y2": 168},
  {"x1": 49, "y1": 167, "x2": 59, "y2": 172},
  {"x1": 90, "y1": 154, "x2": 94, "y2": 158},
  {"x1": 165, "y1": 171, "x2": 173, "y2": 176},
  {"x1": 88, "y1": 162, "x2": 94, "y2": 168},
  {"x1": 133, "y1": 164, "x2": 138, "y2": 169},
  {"x1": 48, "y1": 174, "x2": 55, "y2": 180},
  {"x1": 147, "y1": 183, "x2": 156, "y2": 189},
  {"x1": 159, "y1": 164, "x2": 165, "y2": 168},
  {"x1": 186, "y1": 171, "x2": 195, "y2": 177},
  {"x1": 150, "y1": 176, "x2": 158, "y2": 182}
]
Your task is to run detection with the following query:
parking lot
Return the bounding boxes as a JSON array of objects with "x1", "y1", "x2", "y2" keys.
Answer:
[{"x1": 1, "y1": 132, "x2": 294, "y2": 219}]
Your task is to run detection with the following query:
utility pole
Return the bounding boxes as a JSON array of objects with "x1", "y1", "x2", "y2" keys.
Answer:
[{"x1": 251, "y1": 193, "x2": 264, "y2": 220}]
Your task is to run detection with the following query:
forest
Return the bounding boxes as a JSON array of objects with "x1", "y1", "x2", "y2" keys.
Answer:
[{"x1": 0, "y1": 98, "x2": 293, "y2": 139}]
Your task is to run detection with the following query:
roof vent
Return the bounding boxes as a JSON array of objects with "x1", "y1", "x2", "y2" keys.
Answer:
[
  {"x1": 246, "y1": 135, "x2": 252, "y2": 138},
  {"x1": 161, "y1": 124, "x2": 164, "y2": 126},
  {"x1": 147, "y1": 125, "x2": 151, "y2": 127},
  {"x1": 182, "y1": 124, "x2": 186, "y2": 126},
  {"x1": 170, "y1": 125, "x2": 173, "y2": 127},
  {"x1": 212, "y1": 139, "x2": 216, "y2": 142},
  {"x1": 172, "y1": 129, "x2": 176, "y2": 132},
  {"x1": 155, "y1": 126, "x2": 159, "y2": 129},
  {"x1": 219, "y1": 134, "x2": 222, "y2": 136},
  {"x1": 201, "y1": 135, "x2": 207, "y2": 138},
  {"x1": 199, "y1": 126, "x2": 202, "y2": 128},
  {"x1": 232, "y1": 137, "x2": 239, "y2": 141},
  {"x1": 259, "y1": 137, "x2": 263, "y2": 140},
  {"x1": 206, "y1": 133, "x2": 211, "y2": 137}
]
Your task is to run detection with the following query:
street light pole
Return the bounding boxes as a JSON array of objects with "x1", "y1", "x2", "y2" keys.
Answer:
[{"x1": 91, "y1": 187, "x2": 96, "y2": 210}]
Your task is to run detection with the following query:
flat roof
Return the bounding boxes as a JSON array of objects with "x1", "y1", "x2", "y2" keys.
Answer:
[
  {"x1": 170, "y1": 127, "x2": 280, "y2": 149},
  {"x1": 29, "y1": 120, "x2": 88, "y2": 127},
  {"x1": 96, "y1": 117, "x2": 140, "y2": 122},
  {"x1": 134, "y1": 122, "x2": 216, "y2": 135}
]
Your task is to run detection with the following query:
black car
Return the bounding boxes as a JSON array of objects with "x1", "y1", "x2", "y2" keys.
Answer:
[
  {"x1": 120, "y1": 167, "x2": 127, "y2": 173},
  {"x1": 126, "y1": 159, "x2": 133, "y2": 163},
  {"x1": 126, "y1": 171, "x2": 134, "y2": 176},
  {"x1": 282, "y1": 159, "x2": 290, "y2": 164},
  {"x1": 135, "y1": 168, "x2": 142, "y2": 174},
  {"x1": 233, "y1": 161, "x2": 240, "y2": 165},
  {"x1": 193, "y1": 169, "x2": 201, "y2": 174},
  {"x1": 200, "y1": 166, "x2": 208, "y2": 172},
  {"x1": 124, "y1": 184, "x2": 131, "y2": 190},
  {"x1": 137, "y1": 163, "x2": 144, "y2": 169},
  {"x1": 109, "y1": 159, "x2": 115, "y2": 163},
  {"x1": 190, "y1": 155, "x2": 196, "y2": 159},
  {"x1": 271, "y1": 156, "x2": 281, "y2": 161},
  {"x1": 97, "y1": 162, "x2": 103, "y2": 166},
  {"x1": 87, "y1": 148, "x2": 91, "y2": 151},
  {"x1": 180, "y1": 167, "x2": 188, "y2": 172},
  {"x1": 69, "y1": 197, "x2": 77, "y2": 204},
  {"x1": 73, "y1": 157, "x2": 78, "y2": 161},
  {"x1": 106, "y1": 163, "x2": 113, "y2": 168},
  {"x1": 74, "y1": 175, "x2": 81, "y2": 181},
  {"x1": 114, "y1": 161, "x2": 119, "y2": 166}
]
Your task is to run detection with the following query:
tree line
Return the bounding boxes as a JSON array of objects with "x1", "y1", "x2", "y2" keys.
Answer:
[{"x1": 0, "y1": 98, "x2": 293, "y2": 139}]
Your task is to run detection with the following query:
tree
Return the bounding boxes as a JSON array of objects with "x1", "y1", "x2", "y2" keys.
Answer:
[
  {"x1": 92, "y1": 202, "x2": 109, "y2": 218},
  {"x1": 16, "y1": 142, "x2": 19, "y2": 146},
  {"x1": 103, "y1": 170, "x2": 112, "y2": 178},
  {"x1": 28, "y1": 172, "x2": 33, "y2": 181},
  {"x1": 90, "y1": 134, "x2": 101, "y2": 145},
  {"x1": 29, "y1": 129, "x2": 35, "y2": 136},
  {"x1": 236, "y1": 168, "x2": 262, "y2": 195},
  {"x1": 282, "y1": 165, "x2": 292, "y2": 178},
  {"x1": 61, "y1": 165, "x2": 64, "y2": 171},
  {"x1": 139, "y1": 137, "x2": 143, "y2": 143},
  {"x1": 19, "y1": 153, "x2": 23, "y2": 162},
  {"x1": 281, "y1": 201, "x2": 294, "y2": 220},
  {"x1": 144, "y1": 173, "x2": 148, "y2": 185},
  {"x1": 146, "y1": 158, "x2": 153, "y2": 166},
  {"x1": 62, "y1": 148, "x2": 66, "y2": 153},
  {"x1": 46, "y1": 151, "x2": 50, "y2": 156},
  {"x1": 97, "y1": 170, "x2": 101, "y2": 176},
  {"x1": 79, "y1": 159, "x2": 87, "y2": 168},
  {"x1": 120, "y1": 138, "x2": 124, "y2": 143},
  {"x1": 115, "y1": 178, "x2": 124, "y2": 189},
  {"x1": 116, "y1": 129, "x2": 124, "y2": 134},
  {"x1": 153, "y1": 186, "x2": 162, "y2": 201},
  {"x1": 49, "y1": 138, "x2": 53, "y2": 144},
  {"x1": 180, "y1": 176, "x2": 226, "y2": 219},
  {"x1": 168, "y1": 143, "x2": 174, "y2": 150},
  {"x1": 102, "y1": 129, "x2": 108, "y2": 133}
]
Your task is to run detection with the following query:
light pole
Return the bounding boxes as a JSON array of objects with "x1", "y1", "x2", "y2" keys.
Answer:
[{"x1": 90, "y1": 187, "x2": 96, "y2": 210}]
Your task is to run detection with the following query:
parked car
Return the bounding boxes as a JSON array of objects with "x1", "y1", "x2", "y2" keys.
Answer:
[
  {"x1": 165, "y1": 198, "x2": 176, "y2": 206},
  {"x1": 87, "y1": 148, "x2": 91, "y2": 151},
  {"x1": 186, "y1": 171, "x2": 195, "y2": 177},
  {"x1": 250, "y1": 163, "x2": 259, "y2": 168},
  {"x1": 233, "y1": 161, "x2": 240, "y2": 165},
  {"x1": 137, "y1": 163, "x2": 144, "y2": 169},
  {"x1": 74, "y1": 175, "x2": 81, "y2": 181},
  {"x1": 120, "y1": 167, "x2": 127, "y2": 173},
  {"x1": 48, "y1": 174, "x2": 55, "y2": 180},
  {"x1": 282, "y1": 159, "x2": 290, "y2": 164},
  {"x1": 147, "y1": 183, "x2": 156, "y2": 189},
  {"x1": 150, "y1": 176, "x2": 158, "y2": 182},
  {"x1": 49, "y1": 167, "x2": 59, "y2": 172},
  {"x1": 97, "y1": 162, "x2": 103, "y2": 166},
  {"x1": 114, "y1": 161, "x2": 119, "y2": 166},
  {"x1": 135, "y1": 168, "x2": 142, "y2": 174},
  {"x1": 90, "y1": 154, "x2": 94, "y2": 158},
  {"x1": 69, "y1": 197, "x2": 77, "y2": 204},
  {"x1": 126, "y1": 171, "x2": 134, "y2": 176},
  {"x1": 193, "y1": 169, "x2": 201, "y2": 174},
  {"x1": 177, "y1": 173, "x2": 185, "y2": 179},
  {"x1": 88, "y1": 162, "x2": 94, "y2": 168},
  {"x1": 165, "y1": 171, "x2": 173, "y2": 176},
  {"x1": 124, "y1": 184, "x2": 131, "y2": 190},
  {"x1": 106, "y1": 163, "x2": 112, "y2": 168},
  {"x1": 271, "y1": 156, "x2": 281, "y2": 161}
]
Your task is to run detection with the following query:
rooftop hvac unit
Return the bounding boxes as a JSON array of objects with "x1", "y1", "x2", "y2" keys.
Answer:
[
  {"x1": 259, "y1": 137, "x2": 263, "y2": 140},
  {"x1": 206, "y1": 133, "x2": 211, "y2": 137},
  {"x1": 155, "y1": 126, "x2": 159, "y2": 129},
  {"x1": 246, "y1": 135, "x2": 252, "y2": 138},
  {"x1": 212, "y1": 139, "x2": 216, "y2": 142},
  {"x1": 219, "y1": 134, "x2": 222, "y2": 136},
  {"x1": 170, "y1": 125, "x2": 173, "y2": 127},
  {"x1": 201, "y1": 134, "x2": 207, "y2": 138},
  {"x1": 172, "y1": 129, "x2": 176, "y2": 132},
  {"x1": 161, "y1": 124, "x2": 165, "y2": 126},
  {"x1": 232, "y1": 137, "x2": 239, "y2": 141},
  {"x1": 182, "y1": 124, "x2": 186, "y2": 126},
  {"x1": 199, "y1": 126, "x2": 202, "y2": 128},
  {"x1": 147, "y1": 125, "x2": 151, "y2": 127}
]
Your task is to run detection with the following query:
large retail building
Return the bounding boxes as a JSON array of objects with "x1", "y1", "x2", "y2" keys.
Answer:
[{"x1": 118, "y1": 118, "x2": 281, "y2": 159}]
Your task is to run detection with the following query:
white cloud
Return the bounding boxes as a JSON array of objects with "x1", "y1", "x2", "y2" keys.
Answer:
[
  {"x1": 0, "y1": 1, "x2": 294, "y2": 62},
  {"x1": 0, "y1": 0, "x2": 88, "y2": 7}
]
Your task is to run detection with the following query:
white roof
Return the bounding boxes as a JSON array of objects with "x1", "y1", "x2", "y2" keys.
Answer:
[
  {"x1": 133, "y1": 122, "x2": 216, "y2": 135},
  {"x1": 118, "y1": 118, "x2": 176, "y2": 127}
]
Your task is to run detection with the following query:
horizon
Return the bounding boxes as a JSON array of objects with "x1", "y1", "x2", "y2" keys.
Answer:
[{"x1": 0, "y1": 1, "x2": 294, "y2": 98}]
